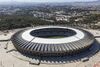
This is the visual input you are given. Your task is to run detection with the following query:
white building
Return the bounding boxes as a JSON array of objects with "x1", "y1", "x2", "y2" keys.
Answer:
[{"x1": 56, "y1": 15, "x2": 71, "y2": 22}]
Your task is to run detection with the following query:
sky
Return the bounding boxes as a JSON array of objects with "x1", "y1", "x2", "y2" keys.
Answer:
[{"x1": 0, "y1": 0, "x2": 98, "y2": 2}]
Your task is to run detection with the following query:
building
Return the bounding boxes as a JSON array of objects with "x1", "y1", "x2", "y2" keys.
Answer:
[
  {"x1": 11, "y1": 26, "x2": 94, "y2": 57},
  {"x1": 55, "y1": 15, "x2": 71, "y2": 22}
]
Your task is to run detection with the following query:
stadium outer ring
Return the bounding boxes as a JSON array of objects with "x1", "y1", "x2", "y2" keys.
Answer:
[{"x1": 11, "y1": 26, "x2": 95, "y2": 57}]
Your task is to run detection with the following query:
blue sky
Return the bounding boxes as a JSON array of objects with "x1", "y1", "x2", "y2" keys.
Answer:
[{"x1": 0, "y1": 0, "x2": 98, "y2": 2}]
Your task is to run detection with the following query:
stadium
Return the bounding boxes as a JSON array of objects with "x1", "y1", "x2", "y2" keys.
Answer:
[{"x1": 11, "y1": 26, "x2": 95, "y2": 57}]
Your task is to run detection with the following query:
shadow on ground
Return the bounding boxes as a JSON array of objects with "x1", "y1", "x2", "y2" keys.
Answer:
[{"x1": 20, "y1": 40, "x2": 100, "y2": 64}]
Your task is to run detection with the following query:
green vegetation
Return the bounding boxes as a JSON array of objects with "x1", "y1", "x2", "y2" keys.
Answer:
[
  {"x1": 0, "y1": 15, "x2": 53, "y2": 30},
  {"x1": 0, "y1": 14, "x2": 100, "y2": 30},
  {"x1": 43, "y1": 36, "x2": 66, "y2": 38},
  {"x1": 0, "y1": 15, "x2": 70, "y2": 30}
]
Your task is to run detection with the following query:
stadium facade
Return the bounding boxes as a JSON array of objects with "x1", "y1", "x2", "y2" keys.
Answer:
[{"x1": 11, "y1": 26, "x2": 94, "y2": 57}]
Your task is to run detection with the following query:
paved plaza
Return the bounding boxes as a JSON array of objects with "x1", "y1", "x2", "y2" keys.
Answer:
[{"x1": 0, "y1": 28, "x2": 100, "y2": 67}]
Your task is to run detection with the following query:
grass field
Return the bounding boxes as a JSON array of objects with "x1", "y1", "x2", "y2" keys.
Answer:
[{"x1": 44, "y1": 36, "x2": 66, "y2": 38}]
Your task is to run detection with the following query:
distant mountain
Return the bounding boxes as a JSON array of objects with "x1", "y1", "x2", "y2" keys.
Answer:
[
  {"x1": 0, "y1": 1, "x2": 100, "y2": 7},
  {"x1": 70, "y1": 1, "x2": 100, "y2": 6}
]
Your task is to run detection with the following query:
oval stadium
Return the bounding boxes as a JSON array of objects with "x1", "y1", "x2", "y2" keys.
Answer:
[{"x1": 11, "y1": 26, "x2": 95, "y2": 57}]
